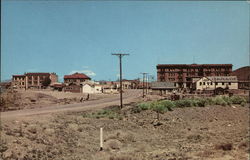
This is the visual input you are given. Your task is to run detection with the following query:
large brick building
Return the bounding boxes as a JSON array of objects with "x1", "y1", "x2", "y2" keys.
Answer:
[
  {"x1": 231, "y1": 66, "x2": 250, "y2": 89},
  {"x1": 12, "y1": 72, "x2": 58, "y2": 89},
  {"x1": 157, "y1": 64, "x2": 232, "y2": 88}
]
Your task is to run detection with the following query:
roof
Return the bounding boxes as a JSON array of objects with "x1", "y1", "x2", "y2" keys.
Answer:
[
  {"x1": 64, "y1": 72, "x2": 91, "y2": 79},
  {"x1": 25, "y1": 73, "x2": 50, "y2": 76},
  {"x1": 157, "y1": 64, "x2": 232, "y2": 68},
  {"x1": 207, "y1": 76, "x2": 238, "y2": 82},
  {"x1": 151, "y1": 81, "x2": 176, "y2": 89},
  {"x1": 13, "y1": 75, "x2": 25, "y2": 77}
]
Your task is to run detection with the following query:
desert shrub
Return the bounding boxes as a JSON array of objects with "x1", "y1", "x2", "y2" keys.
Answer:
[
  {"x1": 221, "y1": 96, "x2": 232, "y2": 105},
  {"x1": 174, "y1": 99, "x2": 193, "y2": 108},
  {"x1": 160, "y1": 100, "x2": 174, "y2": 111},
  {"x1": 193, "y1": 98, "x2": 207, "y2": 107},
  {"x1": 131, "y1": 107, "x2": 142, "y2": 113},
  {"x1": 212, "y1": 96, "x2": 227, "y2": 106},
  {"x1": 204, "y1": 97, "x2": 215, "y2": 105},
  {"x1": 151, "y1": 101, "x2": 167, "y2": 114},
  {"x1": 137, "y1": 102, "x2": 151, "y2": 110},
  {"x1": 230, "y1": 96, "x2": 247, "y2": 105}
]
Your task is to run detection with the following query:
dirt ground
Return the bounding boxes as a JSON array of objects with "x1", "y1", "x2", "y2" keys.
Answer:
[
  {"x1": 0, "y1": 89, "x2": 114, "y2": 111},
  {"x1": 1, "y1": 103, "x2": 249, "y2": 160}
]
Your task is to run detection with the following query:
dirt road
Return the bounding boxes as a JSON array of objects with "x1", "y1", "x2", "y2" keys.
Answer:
[{"x1": 1, "y1": 90, "x2": 141, "y2": 119}]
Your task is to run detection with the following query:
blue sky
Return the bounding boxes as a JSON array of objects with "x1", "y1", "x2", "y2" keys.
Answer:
[{"x1": 2, "y1": 1, "x2": 249, "y2": 82}]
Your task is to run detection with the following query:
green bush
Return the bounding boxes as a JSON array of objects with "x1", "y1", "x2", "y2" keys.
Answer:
[
  {"x1": 174, "y1": 99, "x2": 193, "y2": 108},
  {"x1": 221, "y1": 96, "x2": 232, "y2": 105},
  {"x1": 195, "y1": 98, "x2": 207, "y2": 107},
  {"x1": 230, "y1": 96, "x2": 247, "y2": 105},
  {"x1": 204, "y1": 98, "x2": 215, "y2": 106},
  {"x1": 151, "y1": 101, "x2": 167, "y2": 114},
  {"x1": 212, "y1": 96, "x2": 227, "y2": 106},
  {"x1": 137, "y1": 102, "x2": 151, "y2": 110},
  {"x1": 131, "y1": 107, "x2": 142, "y2": 113},
  {"x1": 160, "y1": 100, "x2": 174, "y2": 111}
]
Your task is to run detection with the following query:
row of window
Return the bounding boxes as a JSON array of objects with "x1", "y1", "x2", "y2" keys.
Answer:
[
  {"x1": 199, "y1": 82, "x2": 231, "y2": 86},
  {"x1": 159, "y1": 68, "x2": 231, "y2": 72},
  {"x1": 66, "y1": 79, "x2": 86, "y2": 82}
]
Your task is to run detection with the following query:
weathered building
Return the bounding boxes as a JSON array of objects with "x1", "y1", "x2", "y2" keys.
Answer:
[
  {"x1": 12, "y1": 72, "x2": 58, "y2": 89},
  {"x1": 231, "y1": 66, "x2": 250, "y2": 90},
  {"x1": 151, "y1": 81, "x2": 177, "y2": 95},
  {"x1": 157, "y1": 64, "x2": 232, "y2": 88},
  {"x1": 193, "y1": 76, "x2": 238, "y2": 91}
]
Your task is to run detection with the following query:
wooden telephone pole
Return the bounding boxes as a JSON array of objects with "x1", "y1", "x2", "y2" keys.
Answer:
[
  {"x1": 112, "y1": 53, "x2": 129, "y2": 109},
  {"x1": 140, "y1": 73, "x2": 148, "y2": 98}
]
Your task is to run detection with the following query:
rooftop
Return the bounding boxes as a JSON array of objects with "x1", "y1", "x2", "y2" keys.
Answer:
[
  {"x1": 157, "y1": 64, "x2": 233, "y2": 68},
  {"x1": 151, "y1": 81, "x2": 176, "y2": 89},
  {"x1": 64, "y1": 72, "x2": 91, "y2": 79}
]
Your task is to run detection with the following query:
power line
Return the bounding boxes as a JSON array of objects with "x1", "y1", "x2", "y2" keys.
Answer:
[{"x1": 112, "y1": 53, "x2": 129, "y2": 109}]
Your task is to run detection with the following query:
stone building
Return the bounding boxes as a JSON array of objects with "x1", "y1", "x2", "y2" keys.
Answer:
[
  {"x1": 157, "y1": 64, "x2": 232, "y2": 89},
  {"x1": 12, "y1": 72, "x2": 58, "y2": 89}
]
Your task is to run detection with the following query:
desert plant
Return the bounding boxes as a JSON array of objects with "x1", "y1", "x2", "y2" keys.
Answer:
[
  {"x1": 230, "y1": 96, "x2": 247, "y2": 105},
  {"x1": 137, "y1": 102, "x2": 151, "y2": 110},
  {"x1": 151, "y1": 101, "x2": 167, "y2": 120},
  {"x1": 212, "y1": 96, "x2": 227, "y2": 106},
  {"x1": 160, "y1": 100, "x2": 174, "y2": 111},
  {"x1": 221, "y1": 96, "x2": 232, "y2": 105},
  {"x1": 174, "y1": 99, "x2": 193, "y2": 108}
]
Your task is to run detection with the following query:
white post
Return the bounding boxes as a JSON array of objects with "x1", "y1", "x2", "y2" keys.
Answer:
[{"x1": 100, "y1": 128, "x2": 103, "y2": 151}]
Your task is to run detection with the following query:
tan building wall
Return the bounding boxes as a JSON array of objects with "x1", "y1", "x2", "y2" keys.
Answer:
[
  {"x1": 12, "y1": 72, "x2": 58, "y2": 89},
  {"x1": 196, "y1": 77, "x2": 238, "y2": 90},
  {"x1": 12, "y1": 75, "x2": 26, "y2": 89}
]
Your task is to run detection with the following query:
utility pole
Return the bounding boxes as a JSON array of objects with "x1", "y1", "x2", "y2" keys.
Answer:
[
  {"x1": 112, "y1": 53, "x2": 129, "y2": 109},
  {"x1": 140, "y1": 73, "x2": 148, "y2": 98}
]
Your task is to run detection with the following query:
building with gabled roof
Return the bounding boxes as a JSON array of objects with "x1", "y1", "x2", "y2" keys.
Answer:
[
  {"x1": 193, "y1": 76, "x2": 238, "y2": 91},
  {"x1": 64, "y1": 72, "x2": 91, "y2": 85}
]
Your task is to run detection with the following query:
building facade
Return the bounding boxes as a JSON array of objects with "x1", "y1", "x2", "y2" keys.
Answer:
[
  {"x1": 12, "y1": 72, "x2": 58, "y2": 89},
  {"x1": 151, "y1": 81, "x2": 177, "y2": 95},
  {"x1": 64, "y1": 72, "x2": 91, "y2": 85},
  {"x1": 157, "y1": 64, "x2": 232, "y2": 89},
  {"x1": 231, "y1": 66, "x2": 250, "y2": 90},
  {"x1": 194, "y1": 76, "x2": 238, "y2": 91}
]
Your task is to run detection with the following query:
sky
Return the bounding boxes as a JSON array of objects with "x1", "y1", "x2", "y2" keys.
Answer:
[{"x1": 1, "y1": 1, "x2": 250, "y2": 82}]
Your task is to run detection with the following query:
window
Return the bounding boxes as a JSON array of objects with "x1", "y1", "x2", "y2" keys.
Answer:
[
  {"x1": 215, "y1": 82, "x2": 218, "y2": 85},
  {"x1": 203, "y1": 82, "x2": 205, "y2": 85},
  {"x1": 211, "y1": 82, "x2": 213, "y2": 85},
  {"x1": 207, "y1": 82, "x2": 210, "y2": 85},
  {"x1": 200, "y1": 82, "x2": 202, "y2": 86},
  {"x1": 222, "y1": 82, "x2": 224, "y2": 85},
  {"x1": 229, "y1": 82, "x2": 231, "y2": 85}
]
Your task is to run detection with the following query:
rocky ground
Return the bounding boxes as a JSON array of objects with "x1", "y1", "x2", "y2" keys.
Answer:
[{"x1": 1, "y1": 103, "x2": 249, "y2": 160}]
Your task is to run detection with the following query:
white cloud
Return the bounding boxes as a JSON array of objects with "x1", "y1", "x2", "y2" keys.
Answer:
[
  {"x1": 82, "y1": 66, "x2": 89, "y2": 69},
  {"x1": 69, "y1": 70, "x2": 96, "y2": 77}
]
